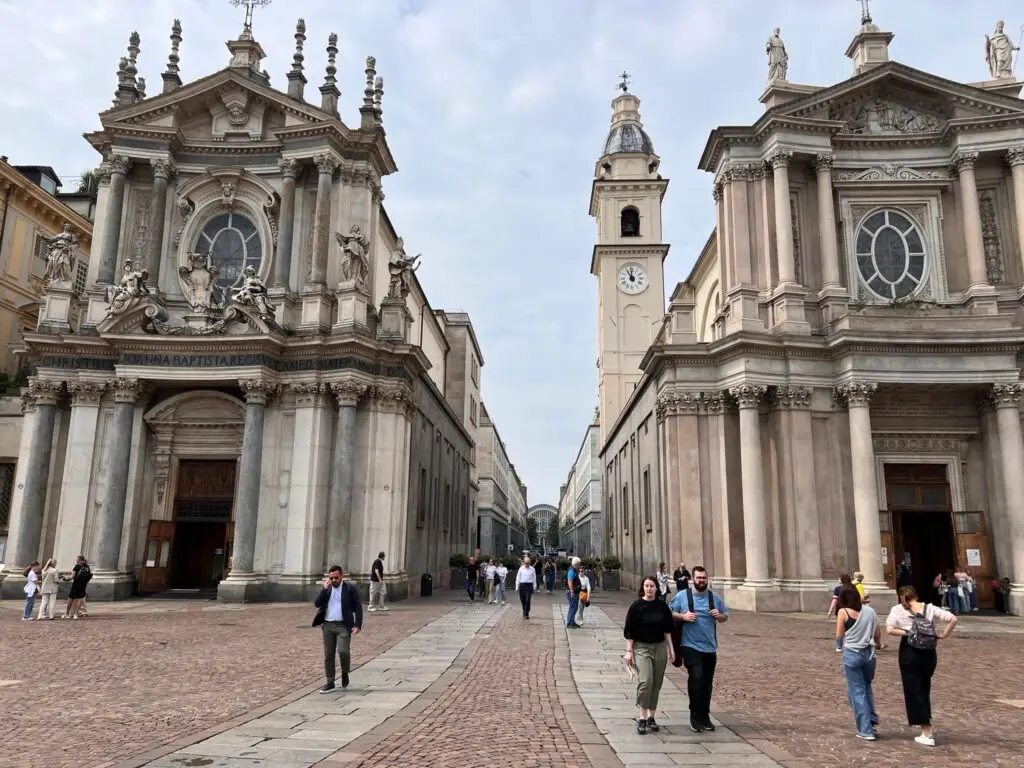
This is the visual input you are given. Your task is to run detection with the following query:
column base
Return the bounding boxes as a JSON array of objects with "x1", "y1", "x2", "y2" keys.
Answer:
[
  {"x1": 779, "y1": 578, "x2": 834, "y2": 611},
  {"x1": 0, "y1": 574, "x2": 27, "y2": 600},
  {"x1": 88, "y1": 571, "x2": 136, "y2": 601},
  {"x1": 296, "y1": 285, "x2": 335, "y2": 336},
  {"x1": 264, "y1": 573, "x2": 323, "y2": 602},
  {"x1": 725, "y1": 582, "x2": 802, "y2": 612},
  {"x1": 965, "y1": 284, "x2": 999, "y2": 315},
  {"x1": 217, "y1": 572, "x2": 268, "y2": 603},
  {"x1": 723, "y1": 286, "x2": 764, "y2": 334},
  {"x1": 769, "y1": 283, "x2": 811, "y2": 335},
  {"x1": 1008, "y1": 584, "x2": 1024, "y2": 616}
]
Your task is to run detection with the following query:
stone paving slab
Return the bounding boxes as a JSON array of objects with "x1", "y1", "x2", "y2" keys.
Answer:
[
  {"x1": 139, "y1": 605, "x2": 501, "y2": 767},
  {"x1": 555, "y1": 604, "x2": 782, "y2": 768}
]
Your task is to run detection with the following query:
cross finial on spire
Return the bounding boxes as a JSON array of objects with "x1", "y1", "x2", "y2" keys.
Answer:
[
  {"x1": 229, "y1": 0, "x2": 271, "y2": 35},
  {"x1": 618, "y1": 71, "x2": 631, "y2": 93},
  {"x1": 858, "y1": 0, "x2": 872, "y2": 24}
]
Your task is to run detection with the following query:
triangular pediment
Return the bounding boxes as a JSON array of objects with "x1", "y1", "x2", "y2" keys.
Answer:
[
  {"x1": 100, "y1": 69, "x2": 335, "y2": 142},
  {"x1": 774, "y1": 62, "x2": 1024, "y2": 135}
]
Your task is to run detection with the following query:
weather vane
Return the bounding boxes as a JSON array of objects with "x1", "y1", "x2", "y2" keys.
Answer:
[
  {"x1": 857, "y1": 0, "x2": 872, "y2": 24},
  {"x1": 230, "y1": 0, "x2": 272, "y2": 33},
  {"x1": 618, "y1": 71, "x2": 631, "y2": 93}
]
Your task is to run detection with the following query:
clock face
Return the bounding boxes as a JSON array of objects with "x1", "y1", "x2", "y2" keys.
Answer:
[{"x1": 617, "y1": 264, "x2": 649, "y2": 295}]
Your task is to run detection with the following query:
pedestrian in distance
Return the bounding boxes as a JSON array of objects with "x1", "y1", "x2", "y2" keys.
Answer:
[
  {"x1": 494, "y1": 560, "x2": 508, "y2": 605},
  {"x1": 835, "y1": 585, "x2": 881, "y2": 740},
  {"x1": 36, "y1": 559, "x2": 60, "y2": 620},
  {"x1": 565, "y1": 556, "x2": 582, "y2": 629},
  {"x1": 313, "y1": 565, "x2": 363, "y2": 693},
  {"x1": 623, "y1": 576, "x2": 675, "y2": 735},
  {"x1": 885, "y1": 585, "x2": 958, "y2": 747},
  {"x1": 368, "y1": 551, "x2": 389, "y2": 612},
  {"x1": 485, "y1": 558, "x2": 497, "y2": 604},
  {"x1": 669, "y1": 565, "x2": 728, "y2": 733},
  {"x1": 656, "y1": 562, "x2": 672, "y2": 602},
  {"x1": 63, "y1": 555, "x2": 91, "y2": 620},
  {"x1": 576, "y1": 569, "x2": 591, "y2": 626},
  {"x1": 21, "y1": 562, "x2": 40, "y2": 621},
  {"x1": 465, "y1": 556, "x2": 479, "y2": 602},
  {"x1": 673, "y1": 562, "x2": 691, "y2": 592},
  {"x1": 515, "y1": 556, "x2": 537, "y2": 618}
]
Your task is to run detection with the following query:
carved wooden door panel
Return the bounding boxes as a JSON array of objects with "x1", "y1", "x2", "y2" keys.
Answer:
[
  {"x1": 954, "y1": 511, "x2": 994, "y2": 608},
  {"x1": 138, "y1": 520, "x2": 174, "y2": 593}
]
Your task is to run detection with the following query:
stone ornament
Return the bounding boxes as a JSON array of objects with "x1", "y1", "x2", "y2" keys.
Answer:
[
  {"x1": 43, "y1": 224, "x2": 77, "y2": 286},
  {"x1": 290, "y1": 381, "x2": 327, "y2": 407},
  {"x1": 278, "y1": 157, "x2": 301, "y2": 179},
  {"x1": 110, "y1": 155, "x2": 133, "y2": 176},
  {"x1": 173, "y1": 196, "x2": 196, "y2": 246},
  {"x1": 766, "y1": 27, "x2": 788, "y2": 82},
  {"x1": 179, "y1": 251, "x2": 224, "y2": 312},
  {"x1": 767, "y1": 151, "x2": 793, "y2": 170},
  {"x1": 386, "y1": 237, "x2": 421, "y2": 300},
  {"x1": 151, "y1": 158, "x2": 176, "y2": 180},
  {"x1": 239, "y1": 378, "x2": 278, "y2": 406},
  {"x1": 985, "y1": 20, "x2": 1019, "y2": 80},
  {"x1": 979, "y1": 191, "x2": 1004, "y2": 284},
  {"x1": 814, "y1": 154, "x2": 835, "y2": 172},
  {"x1": 336, "y1": 225, "x2": 371, "y2": 288},
  {"x1": 232, "y1": 265, "x2": 276, "y2": 323},
  {"x1": 729, "y1": 384, "x2": 767, "y2": 409},
  {"x1": 68, "y1": 380, "x2": 109, "y2": 406},
  {"x1": 313, "y1": 153, "x2": 339, "y2": 176},
  {"x1": 113, "y1": 377, "x2": 147, "y2": 404},
  {"x1": 27, "y1": 378, "x2": 64, "y2": 407},
  {"x1": 371, "y1": 383, "x2": 415, "y2": 417},
  {"x1": 654, "y1": 392, "x2": 702, "y2": 421},
  {"x1": 834, "y1": 382, "x2": 878, "y2": 407},
  {"x1": 105, "y1": 258, "x2": 151, "y2": 316},
  {"x1": 703, "y1": 392, "x2": 727, "y2": 415},
  {"x1": 832, "y1": 99, "x2": 941, "y2": 135},
  {"x1": 772, "y1": 386, "x2": 812, "y2": 410},
  {"x1": 873, "y1": 435, "x2": 962, "y2": 454},
  {"x1": 331, "y1": 380, "x2": 367, "y2": 408},
  {"x1": 989, "y1": 382, "x2": 1023, "y2": 408},
  {"x1": 1005, "y1": 147, "x2": 1024, "y2": 168},
  {"x1": 835, "y1": 165, "x2": 948, "y2": 183},
  {"x1": 950, "y1": 152, "x2": 980, "y2": 175}
]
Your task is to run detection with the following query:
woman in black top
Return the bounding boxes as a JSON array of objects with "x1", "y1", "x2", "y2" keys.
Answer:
[{"x1": 623, "y1": 576, "x2": 675, "y2": 735}]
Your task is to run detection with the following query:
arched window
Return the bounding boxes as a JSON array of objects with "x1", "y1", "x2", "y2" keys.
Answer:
[
  {"x1": 193, "y1": 211, "x2": 263, "y2": 288},
  {"x1": 620, "y1": 206, "x2": 640, "y2": 237},
  {"x1": 855, "y1": 210, "x2": 926, "y2": 300}
]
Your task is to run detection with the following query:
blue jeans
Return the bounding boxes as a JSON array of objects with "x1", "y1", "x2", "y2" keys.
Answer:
[
  {"x1": 947, "y1": 591, "x2": 961, "y2": 614},
  {"x1": 842, "y1": 647, "x2": 878, "y2": 736},
  {"x1": 22, "y1": 593, "x2": 36, "y2": 619},
  {"x1": 566, "y1": 593, "x2": 579, "y2": 626}
]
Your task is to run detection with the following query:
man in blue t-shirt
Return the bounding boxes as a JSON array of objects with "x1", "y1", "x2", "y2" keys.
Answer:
[
  {"x1": 565, "y1": 557, "x2": 582, "y2": 628},
  {"x1": 669, "y1": 565, "x2": 728, "y2": 734}
]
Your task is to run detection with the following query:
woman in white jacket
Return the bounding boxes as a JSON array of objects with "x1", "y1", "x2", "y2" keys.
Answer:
[
  {"x1": 514, "y1": 557, "x2": 537, "y2": 619},
  {"x1": 37, "y1": 559, "x2": 61, "y2": 620}
]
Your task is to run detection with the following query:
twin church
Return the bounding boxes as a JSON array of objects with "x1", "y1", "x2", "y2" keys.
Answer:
[
  {"x1": 1, "y1": 16, "x2": 487, "y2": 601},
  {"x1": 592, "y1": 11, "x2": 1024, "y2": 613}
]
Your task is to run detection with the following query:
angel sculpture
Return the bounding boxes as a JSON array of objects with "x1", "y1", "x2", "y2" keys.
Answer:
[
  {"x1": 386, "y1": 237, "x2": 421, "y2": 300},
  {"x1": 106, "y1": 258, "x2": 150, "y2": 315},
  {"x1": 336, "y1": 225, "x2": 370, "y2": 287},
  {"x1": 43, "y1": 224, "x2": 76, "y2": 285},
  {"x1": 232, "y1": 265, "x2": 276, "y2": 322}
]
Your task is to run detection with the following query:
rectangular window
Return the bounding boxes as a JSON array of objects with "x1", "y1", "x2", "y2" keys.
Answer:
[
  {"x1": 607, "y1": 493, "x2": 614, "y2": 538},
  {"x1": 433, "y1": 477, "x2": 439, "y2": 522},
  {"x1": 74, "y1": 260, "x2": 88, "y2": 295},
  {"x1": 417, "y1": 467, "x2": 427, "y2": 527},
  {"x1": 0, "y1": 461, "x2": 15, "y2": 530},
  {"x1": 622, "y1": 483, "x2": 629, "y2": 535},
  {"x1": 444, "y1": 483, "x2": 451, "y2": 532},
  {"x1": 469, "y1": 395, "x2": 477, "y2": 426},
  {"x1": 643, "y1": 468, "x2": 652, "y2": 529},
  {"x1": 32, "y1": 233, "x2": 49, "y2": 277}
]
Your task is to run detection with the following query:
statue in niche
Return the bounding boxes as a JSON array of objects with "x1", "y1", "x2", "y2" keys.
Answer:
[
  {"x1": 232, "y1": 265, "x2": 276, "y2": 322},
  {"x1": 765, "y1": 27, "x2": 788, "y2": 82},
  {"x1": 106, "y1": 258, "x2": 151, "y2": 315},
  {"x1": 386, "y1": 237, "x2": 420, "y2": 300},
  {"x1": 986, "y1": 20, "x2": 1019, "y2": 79},
  {"x1": 336, "y1": 224, "x2": 370, "y2": 287},
  {"x1": 43, "y1": 223, "x2": 76, "y2": 286},
  {"x1": 178, "y1": 251, "x2": 223, "y2": 312}
]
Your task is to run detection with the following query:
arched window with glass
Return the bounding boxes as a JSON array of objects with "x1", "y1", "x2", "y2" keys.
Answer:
[
  {"x1": 855, "y1": 209, "x2": 927, "y2": 300},
  {"x1": 193, "y1": 211, "x2": 263, "y2": 288}
]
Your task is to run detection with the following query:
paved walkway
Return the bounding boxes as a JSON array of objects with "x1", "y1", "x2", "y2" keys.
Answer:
[{"x1": 555, "y1": 603, "x2": 781, "y2": 768}]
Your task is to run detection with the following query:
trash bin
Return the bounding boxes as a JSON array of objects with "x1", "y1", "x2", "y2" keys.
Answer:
[{"x1": 420, "y1": 573, "x2": 433, "y2": 597}]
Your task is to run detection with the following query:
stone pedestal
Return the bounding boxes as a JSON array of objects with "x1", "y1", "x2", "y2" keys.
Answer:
[
  {"x1": 723, "y1": 286, "x2": 763, "y2": 334},
  {"x1": 333, "y1": 280, "x2": 371, "y2": 335},
  {"x1": 217, "y1": 574, "x2": 267, "y2": 603},
  {"x1": 183, "y1": 311, "x2": 222, "y2": 331},
  {"x1": 87, "y1": 573, "x2": 135, "y2": 601},
  {"x1": 378, "y1": 297, "x2": 413, "y2": 342},
  {"x1": 965, "y1": 284, "x2": 999, "y2": 315},
  {"x1": 296, "y1": 285, "x2": 335, "y2": 335},
  {"x1": 37, "y1": 282, "x2": 75, "y2": 334},
  {"x1": 769, "y1": 284, "x2": 811, "y2": 334},
  {"x1": 817, "y1": 286, "x2": 850, "y2": 327},
  {"x1": 81, "y1": 288, "x2": 112, "y2": 332}
]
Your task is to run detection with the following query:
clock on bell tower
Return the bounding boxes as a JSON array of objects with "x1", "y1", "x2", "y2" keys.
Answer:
[{"x1": 590, "y1": 76, "x2": 669, "y2": 442}]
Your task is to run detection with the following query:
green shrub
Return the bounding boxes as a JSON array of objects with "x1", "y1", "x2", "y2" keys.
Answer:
[
  {"x1": 581, "y1": 556, "x2": 597, "y2": 569},
  {"x1": 602, "y1": 555, "x2": 622, "y2": 571},
  {"x1": 555, "y1": 556, "x2": 571, "y2": 571},
  {"x1": 449, "y1": 552, "x2": 469, "y2": 568},
  {"x1": 501, "y1": 554, "x2": 519, "y2": 569}
]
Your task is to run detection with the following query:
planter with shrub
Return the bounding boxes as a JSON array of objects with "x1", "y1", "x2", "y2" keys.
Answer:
[
  {"x1": 601, "y1": 555, "x2": 621, "y2": 591},
  {"x1": 449, "y1": 552, "x2": 468, "y2": 588},
  {"x1": 501, "y1": 554, "x2": 520, "y2": 589}
]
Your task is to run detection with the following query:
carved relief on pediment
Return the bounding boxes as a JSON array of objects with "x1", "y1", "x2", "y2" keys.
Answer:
[
  {"x1": 830, "y1": 98, "x2": 943, "y2": 135},
  {"x1": 835, "y1": 165, "x2": 950, "y2": 183},
  {"x1": 209, "y1": 86, "x2": 267, "y2": 141}
]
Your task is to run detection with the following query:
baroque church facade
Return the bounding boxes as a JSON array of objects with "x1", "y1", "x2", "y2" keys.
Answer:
[
  {"x1": 0, "y1": 17, "x2": 485, "y2": 601},
  {"x1": 595, "y1": 11, "x2": 1024, "y2": 613}
]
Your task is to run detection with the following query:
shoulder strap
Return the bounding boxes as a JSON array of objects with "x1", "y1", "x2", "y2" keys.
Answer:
[{"x1": 686, "y1": 587, "x2": 693, "y2": 612}]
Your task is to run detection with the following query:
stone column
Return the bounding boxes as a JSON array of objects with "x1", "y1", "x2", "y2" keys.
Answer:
[
  {"x1": 731, "y1": 384, "x2": 771, "y2": 587},
  {"x1": 769, "y1": 151, "x2": 797, "y2": 286},
  {"x1": 2, "y1": 379, "x2": 61, "y2": 576},
  {"x1": 837, "y1": 382, "x2": 885, "y2": 588},
  {"x1": 273, "y1": 158, "x2": 301, "y2": 289},
  {"x1": 656, "y1": 391, "x2": 703, "y2": 569},
  {"x1": 97, "y1": 155, "x2": 132, "y2": 284},
  {"x1": 53, "y1": 381, "x2": 108, "y2": 568},
  {"x1": 327, "y1": 379, "x2": 366, "y2": 568},
  {"x1": 814, "y1": 154, "x2": 842, "y2": 289},
  {"x1": 92, "y1": 378, "x2": 146, "y2": 575},
  {"x1": 144, "y1": 158, "x2": 175, "y2": 285},
  {"x1": 307, "y1": 153, "x2": 338, "y2": 286},
  {"x1": 1006, "y1": 148, "x2": 1024, "y2": 285},
  {"x1": 951, "y1": 152, "x2": 990, "y2": 291},
  {"x1": 990, "y1": 383, "x2": 1024, "y2": 606}
]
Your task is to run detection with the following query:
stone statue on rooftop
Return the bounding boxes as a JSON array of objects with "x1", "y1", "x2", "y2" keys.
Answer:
[
  {"x1": 43, "y1": 224, "x2": 76, "y2": 286},
  {"x1": 387, "y1": 237, "x2": 420, "y2": 300},
  {"x1": 336, "y1": 225, "x2": 370, "y2": 288},
  {"x1": 986, "y1": 20, "x2": 1019, "y2": 79},
  {"x1": 766, "y1": 27, "x2": 788, "y2": 82}
]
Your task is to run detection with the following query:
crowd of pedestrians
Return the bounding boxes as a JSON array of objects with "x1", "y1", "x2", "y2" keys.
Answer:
[{"x1": 19, "y1": 555, "x2": 92, "y2": 621}]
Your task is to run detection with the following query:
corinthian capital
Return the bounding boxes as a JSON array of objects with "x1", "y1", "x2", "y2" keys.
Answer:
[
  {"x1": 289, "y1": 381, "x2": 326, "y2": 407},
  {"x1": 989, "y1": 383, "x2": 1023, "y2": 409},
  {"x1": 109, "y1": 154, "x2": 133, "y2": 176},
  {"x1": 772, "y1": 386, "x2": 812, "y2": 410},
  {"x1": 69, "y1": 380, "x2": 109, "y2": 406},
  {"x1": 834, "y1": 382, "x2": 877, "y2": 408},
  {"x1": 767, "y1": 150, "x2": 793, "y2": 170},
  {"x1": 950, "y1": 151, "x2": 979, "y2": 175},
  {"x1": 729, "y1": 384, "x2": 767, "y2": 409},
  {"x1": 279, "y1": 157, "x2": 302, "y2": 179},
  {"x1": 371, "y1": 382, "x2": 415, "y2": 418},
  {"x1": 313, "y1": 153, "x2": 339, "y2": 175},
  {"x1": 1006, "y1": 147, "x2": 1024, "y2": 168},
  {"x1": 813, "y1": 153, "x2": 834, "y2": 172},
  {"x1": 331, "y1": 379, "x2": 368, "y2": 408},
  {"x1": 150, "y1": 157, "x2": 176, "y2": 180},
  {"x1": 239, "y1": 377, "x2": 278, "y2": 405},
  {"x1": 112, "y1": 377, "x2": 147, "y2": 404},
  {"x1": 27, "y1": 377, "x2": 64, "y2": 407}
]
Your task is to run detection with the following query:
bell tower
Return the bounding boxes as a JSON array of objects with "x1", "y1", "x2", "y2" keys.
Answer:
[{"x1": 590, "y1": 75, "x2": 669, "y2": 442}]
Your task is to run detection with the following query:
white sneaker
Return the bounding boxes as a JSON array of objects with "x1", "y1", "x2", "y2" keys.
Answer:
[
  {"x1": 368, "y1": 607, "x2": 378, "y2": 612},
  {"x1": 914, "y1": 734, "x2": 935, "y2": 747},
  {"x1": 380, "y1": 606, "x2": 390, "y2": 611},
  {"x1": 856, "y1": 732, "x2": 876, "y2": 741}
]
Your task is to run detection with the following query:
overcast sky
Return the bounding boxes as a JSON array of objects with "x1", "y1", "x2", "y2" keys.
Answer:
[{"x1": 0, "y1": 1, "x2": 1016, "y2": 503}]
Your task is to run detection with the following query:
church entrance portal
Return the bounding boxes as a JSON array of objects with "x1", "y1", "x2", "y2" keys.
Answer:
[
  {"x1": 880, "y1": 463, "x2": 994, "y2": 607},
  {"x1": 138, "y1": 460, "x2": 236, "y2": 593}
]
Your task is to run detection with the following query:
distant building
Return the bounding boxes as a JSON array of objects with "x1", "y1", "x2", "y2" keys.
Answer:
[
  {"x1": 559, "y1": 409, "x2": 603, "y2": 557},
  {"x1": 476, "y1": 401, "x2": 527, "y2": 555}
]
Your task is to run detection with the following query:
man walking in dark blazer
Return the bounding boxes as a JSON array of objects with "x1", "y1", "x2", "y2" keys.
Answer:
[{"x1": 313, "y1": 565, "x2": 363, "y2": 693}]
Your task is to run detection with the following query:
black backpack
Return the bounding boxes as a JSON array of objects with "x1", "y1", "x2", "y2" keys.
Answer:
[{"x1": 906, "y1": 608, "x2": 937, "y2": 650}]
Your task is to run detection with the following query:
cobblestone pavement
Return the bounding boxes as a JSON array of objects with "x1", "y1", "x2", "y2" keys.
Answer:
[
  {"x1": 601, "y1": 594, "x2": 1024, "y2": 768},
  {"x1": 0, "y1": 597, "x2": 445, "y2": 768}
]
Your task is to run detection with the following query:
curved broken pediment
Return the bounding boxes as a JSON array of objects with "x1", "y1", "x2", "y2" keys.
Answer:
[{"x1": 144, "y1": 389, "x2": 246, "y2": 426}]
